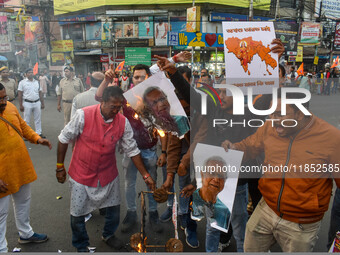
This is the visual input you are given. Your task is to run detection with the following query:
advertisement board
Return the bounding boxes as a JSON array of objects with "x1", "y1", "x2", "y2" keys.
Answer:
[
  {"x1": 274, "y1": 22, "x2": 298, "y2": 53},
  {"x1": 300, "y1": 22, "x2": 322, "y2": 45}
]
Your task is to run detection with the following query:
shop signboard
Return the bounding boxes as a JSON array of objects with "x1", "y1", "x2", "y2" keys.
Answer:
[
  {"x1": 315, "y1": 0, "x2": 340, "y2": 20},
  {"x1": 51, "y1": 53, "x2": 65, "y2": 66},
  {"x1": 54, "y1": 0, "x2": 270, "y2": 16},
  {"x1": 100, "y1": 55, "x2": 109, "y2": 62},
  {"x1": 117, "y1": 39, "x2": 150, "y2": 47},
  {"x1": 170, "y1": 32, "x2": 224, "y2": 47},
  {"x1": 58, "y1": 14, "x2": 96, "y2": 25},
  {"x1": 51, "y1": 40, "x2": 74, "y2": 52},
  {"x1": 210, "y1": 12, "x2": 271, "y2": 22},
  {"x1": 125, "y1": 47, "x2": 151, "y2": 66},
  {"x1": 274, "y1": 22, "x2": 298, "y2": 52},
  {"x1": 335, "y1": 22, "x2": 340, "y2": 51}
]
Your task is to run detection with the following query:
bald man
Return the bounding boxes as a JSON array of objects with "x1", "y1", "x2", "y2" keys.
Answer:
[{"x1": 71, "y1": 72, "x2": 104, "y2": 118}]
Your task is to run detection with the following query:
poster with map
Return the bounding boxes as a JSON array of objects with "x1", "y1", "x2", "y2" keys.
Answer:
[{"x1": 222, "y1": 22, "x2": 279, "y2": 95}]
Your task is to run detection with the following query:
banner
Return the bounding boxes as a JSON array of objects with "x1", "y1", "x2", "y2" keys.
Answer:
[
  {"x1": 296, "y1": 46, "x2": 303, "y2": 62},
  {"x1": 315, "y1": 0, "x2": 340, "y2": 20},
  {"x1": 210, "y1": 12, "x2": 272, "y2": 22},
  {"x1": 125, "y1": 47, "x2": 151, "y2": 66},
  {"x1": 113, "y1": 22, "x2": 138, "y2": 38},
  {"x1": 18, "y1": 15, "x2": 30, "y2": 34},
  {"x1": 154, "y1": 19, "x2": 169, "y2": 46},
  {"x1": 335, "y1": 22, "x2": 340, "y2": 51},
  {"x1": 101, "y1": 18, "x2": 112, "y2": 48},
  {"x1": 274, "y1": 22, "x2": 298, "y2": 53},
  {"x1": 186, "y1": 6, "x2": 200, "y2": 32},
  {"x1": 168, "y1": 32, "x2": 224, "y2": 48},
  {"x1": 170, "y1": 17, "x2": 187, "y2": 32},
  {"x1": 0, "y1": 16, "x2": 10, "y2": 52},
  {"x1": 138, "y1": 17, "x2": 153, "y2": 39},
  {"x1": 300, "y1": 22, "x2": 322, "y2": 45},
  {"x1": 86, "y1": 22, "x2": 101, "y2": 40},
  {"x1": 54, "y1": 0, "x2": 270, "y2": 15}
]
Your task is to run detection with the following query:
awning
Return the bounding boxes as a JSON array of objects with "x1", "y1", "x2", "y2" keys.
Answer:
[{"x1": 0, "y1": 55, "x2": 8, "y2": 61}]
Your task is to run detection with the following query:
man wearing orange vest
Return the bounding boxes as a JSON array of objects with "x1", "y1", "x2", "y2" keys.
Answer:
[{"x1": 56, "y1": 86, "x2": 155, "y2": 252}]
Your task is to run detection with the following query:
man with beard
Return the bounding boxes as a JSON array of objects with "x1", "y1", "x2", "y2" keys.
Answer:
[
  {"x1": 222, "y1": 91, "x2": 340, "y2": 252},
  {"x1": 0, "y1": 83, "x2": 52, "y2": 253},
  {"x1": 142, "y1": 86, "x2": 190, "y2": 138}
]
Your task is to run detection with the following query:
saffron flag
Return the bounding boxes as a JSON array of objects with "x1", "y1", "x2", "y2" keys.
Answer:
[
  {"x1": 115, "y1": 61, "x2": 125, "y2": 72},
  {"x1": 331, "y1": 56, "x2": 339, "y2": 68},
  {"x1": 296, "y1": 63, "x2": 304, "y2": 76},
  {"x1": 33, "y1": 62, "x2": 38, "y2": 75}
]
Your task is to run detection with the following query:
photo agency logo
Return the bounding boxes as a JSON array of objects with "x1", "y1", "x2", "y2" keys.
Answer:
[{"x1": 198, "y1": 85, "x2": 312, "y2": 128}]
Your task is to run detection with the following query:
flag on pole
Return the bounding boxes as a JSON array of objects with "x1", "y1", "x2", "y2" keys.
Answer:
[
  {"x1": 296, "y1": 63, "x2": 304, "y2": 77},
  {"x1": 33, "y1": 62, "x2": 38, "y2": 75},
  {"x1": 331, "y1": 56, "x2": 339, "y2": 68},
  {"x1": 115, "y1": 61, "x2": 125, "y2": 72}
]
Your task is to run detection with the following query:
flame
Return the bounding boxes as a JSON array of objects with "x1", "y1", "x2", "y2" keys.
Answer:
[
  {"x1": 126, "y1": 103, "x2": 131, "y2": 107},
  {"x1": 137, "y1": 236, "x2": 147, "y2": 253},
  {"x1": 157, "y1": 129, "x2": 165, "y2": 137},
  {"x1": 137, "y1": 242, "x2": 143, "y2": 253},
  {"x1": 134, "y1": 113, "x2": 139, "y2": 119}
]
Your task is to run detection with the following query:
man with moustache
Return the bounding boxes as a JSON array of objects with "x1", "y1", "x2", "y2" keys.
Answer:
[
  {"x1": 222, "y1": 91, "x2": 340, "y2": 252},
  {"x1": 56, "y1": 86, "x2": 155, "y2": 252},
  {"x1": 0, "y1": 83, "x2": 52, "y2": 253},
  {"x1": 0, "y1": 67, "x2": 17, "y2": 102}
]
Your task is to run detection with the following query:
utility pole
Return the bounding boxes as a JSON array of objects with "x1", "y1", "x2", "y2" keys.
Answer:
[
  {"x1": 249, "y1": 0, "x2": 253, "y2": 21},
  {"x1": 274, "y1": 0, "x2": 280, "y2": 20}
]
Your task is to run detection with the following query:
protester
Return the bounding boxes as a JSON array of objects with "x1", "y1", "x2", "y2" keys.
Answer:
[
  {"x1": 18, "y1": 68, "x2": 45, "y2": 138},
  {"x1": 324, "y1": 67, "x2": 332, "y2": 95},
  {"x1": 56, "y1": 86, "x2": 155, "y2": 252},
  {"x1": 0, "y1": 67, "x2": 17, "y2": 102},
  {"x1": 287, "y1": 66, "x2": 298, "y2": 86},
  {"x1": 71, "y1": 72, "x2": 104, "y2": 118},
  {"x1": 57, "y1": 66, "x2": 84, "y2": 126},
  {"x1": 222, "y1": 91, "x2": 340, "y2": 252},
  {"x1": 0, "y1": 83, "x2": 52, "y2": 253},
  {"x1": 39, "y1": 70, "x2": 50, "y2": 98}
]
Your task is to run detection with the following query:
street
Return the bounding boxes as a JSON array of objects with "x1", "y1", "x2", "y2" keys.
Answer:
[{"x1": 5, "y1": 92, "x2": 340, "y2": 253}]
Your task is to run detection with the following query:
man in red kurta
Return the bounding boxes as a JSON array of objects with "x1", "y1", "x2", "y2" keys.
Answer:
[{"x1": 0, "y1": 83, "x2": 52, "y2": 253}]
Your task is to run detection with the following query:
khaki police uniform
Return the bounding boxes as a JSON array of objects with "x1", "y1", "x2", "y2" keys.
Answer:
[
  {"x1": 1, "y1": 78, "x2": 17, "y2": 101},
  {"x1": 57, "y1": 77, "x2": 84, "y2": 126}
]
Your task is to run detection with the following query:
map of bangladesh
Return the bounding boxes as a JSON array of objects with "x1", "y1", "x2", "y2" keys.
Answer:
[{"x1": 225, "y1": 37, "x2": 277, "y2": 75}]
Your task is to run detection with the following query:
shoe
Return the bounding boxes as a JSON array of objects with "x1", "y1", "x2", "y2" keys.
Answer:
[
  {"x1": 121, "y1": 210, "x2": 137, "y2": 233},
  {"x1": 18, "y1": 233, "x2": 48, "y2": 244},
  {"x1": 102, "y1": 235, "x2": 124, "y2": 250},
  {"x1": 178, "y1": 214, "x2": 188, "y2": 230},
  {"x1": 38, "y1": 134, "x2": 46, "y2": 138},
  {"x1": 149, "y1": 211, "x2": 163, "y2": 233},
  {"x1": 218, "y1": 240, "x2": 231, "y2": 252},
  {"x1": 160, "y1": 207, "x2": 172, "y2": 222},
  {"x1": 185, "y1": 228, "x2": 199, "y2": 248}
]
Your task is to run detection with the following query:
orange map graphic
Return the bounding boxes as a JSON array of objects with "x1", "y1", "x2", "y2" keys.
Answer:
[{"x1": 225, "y1": 36, "x2": 277, "y2": 75}]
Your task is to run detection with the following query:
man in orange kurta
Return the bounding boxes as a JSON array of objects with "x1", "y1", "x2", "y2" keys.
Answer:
[{"x1": 0, "y1": 83, "x2": 52, "y2": 253}]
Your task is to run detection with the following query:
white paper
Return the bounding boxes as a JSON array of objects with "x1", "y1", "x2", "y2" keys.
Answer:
[{"x1": 193, "y1": 143, "x2": 243, "y2": 233}]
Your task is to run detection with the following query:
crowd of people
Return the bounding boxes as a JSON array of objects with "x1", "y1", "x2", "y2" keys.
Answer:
[{"x1": 1, "y1": 41, "x2": 340, "y2": 253}]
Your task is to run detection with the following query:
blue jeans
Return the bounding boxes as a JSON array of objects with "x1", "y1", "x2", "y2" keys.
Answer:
[
  {"x1": 124, "y1": 147, "x2": 158, "y2": 212},
  {"x1": 328, "y1": 188, "x2": 340, "y2": 249},
  {"x1": 231, "y1": 183, "x2": 249, "y2": 252},
  {"x1": 332, "y1": 82, "x2": 339, "y2": 94},
  {"x1": 71, "y1": 205, "x2": 120, "y2": 249},
  {"x1": 161, "y1": 165, "x2": 191, "y2": 215},
  {"x1": 206, "y1": 217, "x2": 221, "y2": 252}
]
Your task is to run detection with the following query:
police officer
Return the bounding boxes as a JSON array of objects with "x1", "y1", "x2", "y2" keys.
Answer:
[{"x1": 57, "y1": 66, "x2": 84, "y2": 126}]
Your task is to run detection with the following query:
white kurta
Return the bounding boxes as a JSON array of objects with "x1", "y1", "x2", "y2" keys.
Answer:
[{"x1": 58, "y1": 109, "x2": 140, "y2": 216}]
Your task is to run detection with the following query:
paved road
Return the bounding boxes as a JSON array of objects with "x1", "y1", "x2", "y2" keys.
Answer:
[{"x1": 5, "y1": 92, "x2": 340, "y2": 252}]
